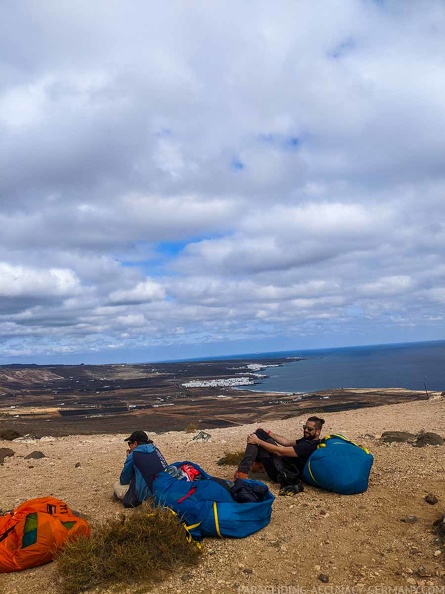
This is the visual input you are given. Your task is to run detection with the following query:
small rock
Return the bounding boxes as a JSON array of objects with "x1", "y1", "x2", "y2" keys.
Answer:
[
  {"x1": 13, "y1": 433, "x2": 40, "y2": 442},
  {"x1": 75, "y1": 462, "x2": 81, "y2": 468},
  {"x1": 416, "y1": 565, "x2": 431, "y2": 577},
  {"x1": 401, "y1": 516, "x2": 418, "y2": 524},
  {"x1": 318, "y1": 574, "x2": 329, "y2": 583},
  {"x1": 242, "y1": 568, "x2": 253, "y2": 575},
  {"x1": 433, "y1": 514, "x2": 445, "y2": 538},
  {"x1": 425, "y1": 494, "x2": 439, "y2": 505},
  {"x1": 434, "y1": 550, "x2": 442, "y2": 557},
  {"x1": 192, "y1": 431, "x2": 212, "y2": 442},
  {"x1": 24, "y1": 451, "x2": 46, "y2": 460}
]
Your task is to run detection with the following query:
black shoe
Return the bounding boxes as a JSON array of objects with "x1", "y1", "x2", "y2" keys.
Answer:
[{"x1": 278, "y1": 482, "x2": 304, "y2": 496}]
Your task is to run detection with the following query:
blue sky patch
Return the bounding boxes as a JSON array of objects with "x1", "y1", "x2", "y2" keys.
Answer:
[
  {"x1": 287, "y1": 137, "x2": 300, "y2": 149},
  {"x1": 156, "y1": 128, "x2": 173, "y2": 137},
  {"x1": 328, "y1": 38, "x2": 356, "y2": 59},
  {"x1": 231, "y1": 158, "x2": 245, "y2": 170},
  {"x1": 259, "y1": 133, "x2": 301, "y2": 150}
]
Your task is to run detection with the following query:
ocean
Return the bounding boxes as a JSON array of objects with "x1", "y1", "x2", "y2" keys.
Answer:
[{"x1": 241, "y1": 340, "x2": 445, "y2": 394}]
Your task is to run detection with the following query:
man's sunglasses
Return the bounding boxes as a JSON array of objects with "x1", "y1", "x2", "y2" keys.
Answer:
[{"x1": 303, "y1": 425, "x2": 316, "y2": 432}]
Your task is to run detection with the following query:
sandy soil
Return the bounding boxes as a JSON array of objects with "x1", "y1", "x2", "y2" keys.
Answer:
[{"x1": 1, "y1": 397, "x2": 445, "y2": 594}]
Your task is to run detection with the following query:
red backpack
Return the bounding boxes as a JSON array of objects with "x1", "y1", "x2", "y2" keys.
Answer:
[{"x1": 0, "y1": 497, "x2": 90, "y2": 572}]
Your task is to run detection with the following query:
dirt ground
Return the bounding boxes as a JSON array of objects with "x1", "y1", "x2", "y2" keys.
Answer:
[{"x1": 1, "y1": 397, "x2": 445, "y2": 594}]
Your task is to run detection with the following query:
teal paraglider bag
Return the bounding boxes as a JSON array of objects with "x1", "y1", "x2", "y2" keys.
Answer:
[
  {"x1": 302, "y1": 434, "x2": 374, "y2": 494},
  {"x1": 153, "y1": 461, "x2": 274, "y2": 540}
]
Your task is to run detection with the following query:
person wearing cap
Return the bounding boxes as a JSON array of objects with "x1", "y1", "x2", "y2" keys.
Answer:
[{"x1": 113, "y1": 430, "x2": 168, "y2": 507}]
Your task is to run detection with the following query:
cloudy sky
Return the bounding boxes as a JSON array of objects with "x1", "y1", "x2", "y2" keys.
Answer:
[{"x1": 1, "y1": 0, "x2": 445, "y2": 364}]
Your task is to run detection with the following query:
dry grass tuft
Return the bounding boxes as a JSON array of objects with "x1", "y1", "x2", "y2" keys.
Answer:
[
  {"x1": 0, "y1": 429, "x2": 22, "y2": 440},
  {"x1": 216, "y1": 450, "x2": 245, "y2": 466},
  {"x1": 55, "y1": 502, "x2": 202, "y2": 593},
  {"x1": 184, "y1": 422, "x2": 198, "y2": 433}
]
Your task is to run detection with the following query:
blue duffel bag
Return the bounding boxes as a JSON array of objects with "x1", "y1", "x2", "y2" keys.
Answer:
[
  {"x1": 302, "y1": 434, "x2": 374, "y2": 495},
  {"x1": 152, "y1": 461, "x2": 274, "y2": 540}
]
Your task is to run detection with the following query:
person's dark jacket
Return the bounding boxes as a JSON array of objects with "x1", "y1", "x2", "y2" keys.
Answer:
[{"x1": 120, "y1": 443, "x2": 167, "y2": 506}]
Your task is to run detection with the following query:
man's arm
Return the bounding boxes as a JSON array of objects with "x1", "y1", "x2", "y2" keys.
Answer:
[
  {"x1": 267, "y1": 430, "x2": 296, "y2": 447},
  {"x1": 248, "y1": 434, "x2": 297, "y2": 457},
  {"x1": 119, "y1": 452, "x2": 134, "y2": 484}
]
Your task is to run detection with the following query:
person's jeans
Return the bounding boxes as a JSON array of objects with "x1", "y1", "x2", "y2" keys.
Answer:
[{"x1": 238, "y1": 429, "x2": 286, "y2": 482}]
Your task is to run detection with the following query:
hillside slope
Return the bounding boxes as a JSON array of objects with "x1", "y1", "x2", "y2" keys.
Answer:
[{"x1": 0, "y1": 398, "x2": 444, "y2": 593}]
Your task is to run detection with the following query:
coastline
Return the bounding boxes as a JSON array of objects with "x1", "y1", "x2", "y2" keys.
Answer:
[{"x1": 0, "y1": 357, "x2": 442, "y2": 438}]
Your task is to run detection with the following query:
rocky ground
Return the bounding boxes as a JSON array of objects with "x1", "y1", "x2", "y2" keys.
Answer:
[{"x1": 1, "y1": 397, "x2": 445, "y2": 594}]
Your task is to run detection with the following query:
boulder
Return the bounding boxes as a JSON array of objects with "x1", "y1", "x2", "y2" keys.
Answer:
[
  {"x1": 0, "y1": 448, "x2": 15, "y2": 464},
  {"x1": 24, "y1": 451, "x2": 46, "y2": 460},
  {"x1": 380, "y1": 431, "x2": 416, "y2": 443},
  {"x1": 414, "y1": 432, "x2": 444, "y2": 447}
]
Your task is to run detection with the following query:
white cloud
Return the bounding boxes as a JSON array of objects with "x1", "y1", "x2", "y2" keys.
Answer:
[
  {"x1": 109, "y1": 280, "x2": 166, "y2": 304},
  {"x1": 0, "y1": 263, "x2": 80, "y2": 297},
  {"x1": 0, "y1": 0, "x2": 445, "y2": 361},
  {"x1": 359, "y1": 276, "x2": 414, "y2": 297}
]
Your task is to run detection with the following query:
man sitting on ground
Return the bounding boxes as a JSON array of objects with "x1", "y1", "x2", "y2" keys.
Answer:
[
  {"x1": 114, "y1": 430, "x2": 168, "y2": 507},
  {"x1": 234, "y1": 416, "x2": 325, "y2": 490}
]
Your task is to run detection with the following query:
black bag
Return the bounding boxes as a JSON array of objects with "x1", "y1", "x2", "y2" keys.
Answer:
[
  {"x1": 277, "y1": 465, "x2": 300, "y2": 487},
  {"x1": 231, "y1": 478, "x2": 269, "y2": 503}
]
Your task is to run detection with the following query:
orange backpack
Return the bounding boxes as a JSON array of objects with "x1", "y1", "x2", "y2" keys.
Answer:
[{"x1": 0, "y1": 496, "x2": 90, "y2": 572}]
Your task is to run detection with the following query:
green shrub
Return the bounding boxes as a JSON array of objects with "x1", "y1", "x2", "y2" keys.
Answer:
[
  {"x1": 185, "y1": 422, "x2": 198, "y2": 433},
  {"x1": 216, "y1": 450, "x2": 245, "y2": 466},
  {"x1": 56, "y1": 503, "x2": 202, "y2": 593},
  {"x1": 0, "y1": 429, "x2": 22, "y2": 441}
]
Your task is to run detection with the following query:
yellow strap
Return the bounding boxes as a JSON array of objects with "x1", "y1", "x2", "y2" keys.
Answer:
[
  {"x1": 306, "y1": 460, "x2": 321, "y2": 486},
  {"x1": 160, "y1": 508, "x2": 203, "y2": 550},
  {"x1": 213, "y1": 501, "x2": 222, "y2": 537},
  {"x1": 321, "y1": 433, "x2": 370, "y2": 454},
  {"x1": 185, "y1": 521, "x2": 202, "y2": 531}
]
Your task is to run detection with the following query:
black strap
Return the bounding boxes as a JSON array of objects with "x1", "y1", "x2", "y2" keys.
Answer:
[{"x1": 0, "y1": 524, "x2": 16, "y2": 543}]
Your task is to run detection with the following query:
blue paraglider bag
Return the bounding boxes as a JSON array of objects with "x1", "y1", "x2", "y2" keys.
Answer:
[
  {"x1": 153, "y1": 461, "x2": 274, "y2": 540},
  {"x1": 302, "y1": 434, "x2": 374, "y2": 495}
]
